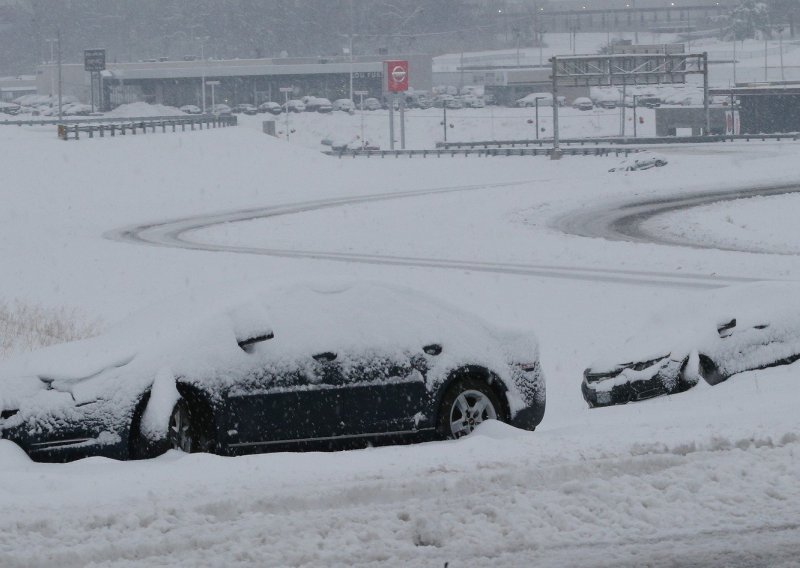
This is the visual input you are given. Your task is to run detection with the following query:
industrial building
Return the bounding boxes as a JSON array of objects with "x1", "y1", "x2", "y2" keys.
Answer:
[
  {"x1": 36, "y1": 54, "x2": 432, "y2": 110},
  {"x1": 710, "y1": 83, "x2": 800, "y2": 134}
]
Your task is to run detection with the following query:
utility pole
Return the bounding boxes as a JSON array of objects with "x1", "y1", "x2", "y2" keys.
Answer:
[
  {"x1": 551, "y1": 56, "x2": 561, "y2": 159},
  {"x1": 280, "y1": 87, "x2": 292, "y2": 141},
  {"x1": 57, "y1": 28, "x2": 62, "y2": 122},
  {"x1": 355, "y1": 90, "x2": 368, "y2": 148}
]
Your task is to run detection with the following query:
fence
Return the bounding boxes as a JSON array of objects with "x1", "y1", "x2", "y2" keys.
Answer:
[
  {"x1": 56, "y1": 115, "x2": 237, "y2": 140},
  {"x1": 1, "y1": 114, "x2": 194, "y2": 127},
  {"x1": 437, "y1": 133, "x2": 800, "y2": 149},
  {"x1": 325, "y1": 146, "x2": 637, "y2": 158}
]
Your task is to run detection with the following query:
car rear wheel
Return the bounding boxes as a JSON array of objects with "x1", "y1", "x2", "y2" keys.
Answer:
[{"x1": 437, "y1": 377, "x2": 503, "y2": 439}]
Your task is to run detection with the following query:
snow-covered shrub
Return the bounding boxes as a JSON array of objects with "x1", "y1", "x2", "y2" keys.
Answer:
[{"x1": 0, "y1": 300, "x2": 101, "y2": 359}]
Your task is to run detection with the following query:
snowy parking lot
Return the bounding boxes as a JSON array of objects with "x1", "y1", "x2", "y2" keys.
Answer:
[{"x1": 1, "y1": 121, "x2": 800, "y2": 566}]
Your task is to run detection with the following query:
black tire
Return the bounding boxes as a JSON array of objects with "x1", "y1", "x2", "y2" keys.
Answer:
[
  {"x1": 436, "y1": 377, "x2": 505, "y2": 440},
  {"x1": 130, "y1": 396, "x2": 215, "y2": 459},
  {"x1": 167, "y1": 398, "x2": 215, "y2": 454}
]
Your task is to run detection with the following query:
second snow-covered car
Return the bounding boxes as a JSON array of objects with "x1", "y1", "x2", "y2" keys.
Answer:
[
  {"x1": 582, "y1": 283, "x2": 800, "y2": 407},
  {"x1": 0, "y1": 282, "x2": 546, "y2": 462},
  {"x1": 608, "y1": 152, "x2": 667, "y2": 172}
]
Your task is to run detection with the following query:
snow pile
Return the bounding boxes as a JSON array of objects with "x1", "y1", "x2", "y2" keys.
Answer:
[{"x1": 642, "y1": 193, "x2": 800, "y2": 255}]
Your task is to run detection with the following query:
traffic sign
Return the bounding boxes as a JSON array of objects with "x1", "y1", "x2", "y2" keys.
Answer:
[
  {"x1": 385, "y1": 60, "x2": 409, "y2": 92},
  {"x1": 84, "y1": 49, "x2": 106, "y2": 72},
  {"x1": 279, "y1": 87, "x2": 293, "y2": 93}
]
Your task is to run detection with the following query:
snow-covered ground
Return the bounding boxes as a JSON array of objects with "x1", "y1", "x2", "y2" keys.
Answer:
[{"x1": 1, "y1": 118, "x2": 799, "y2": 566}]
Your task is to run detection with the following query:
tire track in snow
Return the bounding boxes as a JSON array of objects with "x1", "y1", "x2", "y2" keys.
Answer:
[
  {"x1": 554, "y1": 182, "x2": 800, "y2": 255},
  {"x1": 105, "y1": 181, "x2": 769, "y2": 290}
]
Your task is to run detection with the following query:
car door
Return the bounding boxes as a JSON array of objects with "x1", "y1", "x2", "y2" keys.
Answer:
[
  {"x1": 325, "y1": 349, "x2": 431, "y2": 437},
  {"x1": 224, "y1": 352, "x2": 347, "y2": 449}
]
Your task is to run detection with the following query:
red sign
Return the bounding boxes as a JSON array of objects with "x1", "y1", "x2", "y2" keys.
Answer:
[{"x1": 386, "y1": 60, "x2": 409, "y2": 92}]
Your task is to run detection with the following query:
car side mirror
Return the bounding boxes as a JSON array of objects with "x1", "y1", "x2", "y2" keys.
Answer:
[
  {"x1": 717, "y1": 318, "x2": 736, "y2": 338},
  {"x1": 238, "y1": 332, "x2": 274, "y2": 353}
]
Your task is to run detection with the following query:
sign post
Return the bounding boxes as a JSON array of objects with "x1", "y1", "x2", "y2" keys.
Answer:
[
  {"x1": 386, "y1": 60, "x2": 409, "y2": 151},
  {"x1": 84, "y1": 49, "x2": 106, "y2": 113}
]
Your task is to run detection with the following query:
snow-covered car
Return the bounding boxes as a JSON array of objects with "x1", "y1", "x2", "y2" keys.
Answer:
[
  {"x1": 332, "y1": 99, "x2": 355, "y2": 112},
  {"x1": 306, "y1": 97, "x2": 333, "y2": 113},
  {"x1": 179, "y1": 104, "x2": 202, "y2": 114},
  {"x1": 362, "y1": 97, "x2": 382, "y2": 111},
  {"x1": 516, "y1": 93, "x2": 553, "y2": 108},
  {"x1": 0, "y1": 101, "x2": 21, "y2": 115},
  {"x1": 608, "y1": 152, "x2": 667, "y2": 172},
  {"x1": 572, "y1": 97, "x2": 593, "y2": 111},
  {"x1": 582, "y1": 283, "x2": 800, "y2": 408},
  {"x1": 0, "y1": 282, "x2": 545, "y2": 462},
  {"x1": 283, "y1": 99, "x2": 306, "y2": 113},
  {"x1": 211, "y1": 104, "x2": 232, "y2": 116},
  {"x1": 258, "y1": 101, "x2": 283, "y2": 115},
  {"x1": 460, "y1": 95, "x2": 485, "y2": 109},
  {"x1": 232, "y1": 104, "x2": 258, "y2": 115}
]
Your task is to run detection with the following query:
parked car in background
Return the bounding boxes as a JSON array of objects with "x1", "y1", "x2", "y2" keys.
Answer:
[
  {"x1": 516, "y1": 93, "x2": 553, "y2": 108},
  {"x1": 232, "y1": 103, "x2": 258, "y2": 115},
  {"x1": 0, "y1": 282, "x2": 546, "y2": 462},
  {"x1": 258, "y1": 101, "x2": 282, "y2": 115},
  {"x1": 0, "y1": 102, "x2": 21, "y2": 115},
  {"x1": 362, "y1": 97, "x2": 382, "y2": 111},
  {"x1": 333, "y1": 99, "x2": 355, "y2": 112},
  {"x1": 283, "y1": 100, "x2": 306, "y2": 113},
  {"x1": 180, "y1": 104, "x2": 202, "y2": 114},
  {"x1": 211, "y1": 104, "x2": 232, "y2": 116},
  {"x1": 582, "y1": 283, "x2": 800, "y2": 408},
  {"x1": 306, "y1": 97, "x2": 333, "y2": 113},
  {"x1": 461, "y1": 95, "x2": 485, "y2": 109},
  {"x1": 572, "y1": 97, "x2": 594, "y2": 111}
]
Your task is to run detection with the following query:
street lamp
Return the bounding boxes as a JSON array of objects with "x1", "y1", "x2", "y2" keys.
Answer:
[
  {"x1": 354, "y1": 90, "x2": 368, "y2": 149},
  {"x1": 206, "y1": 80, "x2": 220, "y2": 114},
  {"x1": 534, "y1": 96, "x2": 548, "y2": 140},
  {"x1": 279, "y1": 86, "x2": 293, "y2": 141},
  {"x1": 195, "y1": 36, "x2": 210, "y2": 112}
]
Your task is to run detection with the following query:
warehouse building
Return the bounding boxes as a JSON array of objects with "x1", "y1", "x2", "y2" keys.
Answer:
[{"x1": 36, "y1": 54, "x2": 432, "y2": 110}]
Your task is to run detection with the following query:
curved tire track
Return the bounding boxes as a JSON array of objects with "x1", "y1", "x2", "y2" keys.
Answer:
[
  {"x1": 555, "y1": 183, "x2": 800, "y2": 255},
  {"x1": 105, "y1": 181, "x2": 789, "y2": 290}
]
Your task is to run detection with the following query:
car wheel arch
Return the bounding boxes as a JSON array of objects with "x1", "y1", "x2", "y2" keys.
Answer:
[
  {"x1": 435, "y1": 365, "x2": 511, "y2": 424},
  {"x1": 129, "y1": 382, "x2": 218, "y2": 458}
]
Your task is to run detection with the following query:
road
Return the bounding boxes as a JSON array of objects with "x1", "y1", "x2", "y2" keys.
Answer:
[{"x1": 105, "y1": 181, "x2": 799, "y2": 290}]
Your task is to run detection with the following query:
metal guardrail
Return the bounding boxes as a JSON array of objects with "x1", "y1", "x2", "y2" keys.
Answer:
[
  {"x1": 56, "y1": 115, "x2": 237, "y2": 140},
  {"x1": 325, "y1": 147, "x2": 637, "y2": 158},
  {"x1": 1, "y1": 114, "x2": 206, "y2": 127},
  {"x1": 437, "y1": 133, "x2": 800, "y2": 149}
]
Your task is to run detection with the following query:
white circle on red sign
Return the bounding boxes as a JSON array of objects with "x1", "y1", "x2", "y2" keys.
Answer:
[{"x1": 391, "y1": 65, "x2": 407, "y2": 84}]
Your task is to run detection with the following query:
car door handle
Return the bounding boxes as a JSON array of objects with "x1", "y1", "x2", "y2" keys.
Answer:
[
  {"x1": 313, "y1": 352, "x2": 338, "y2": 362},
  {"x1": 423, "y1": 344, "x2": 442, "y2": 356}
]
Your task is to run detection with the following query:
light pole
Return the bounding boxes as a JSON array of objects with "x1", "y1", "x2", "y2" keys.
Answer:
[
  {"x1": 355, "y1": 90, "x2": 368, "y2": 148},
  {"x1": 45, "y1": 38, "x2": 57, "y2": 96},
  {"x1": 280, "y1": 86, "x2": 292, "y2": 141},
  {"x1": 341, "y1": 34, "x2": 356, "y2": 102},
  {"x1": 206, "y1": 80, "x2": 220, "y2": 115},
  {"x1": 196, "y1": 36, "x2": 209, "y2": 112},
  {"x1": 534, "y1": 96, "x2": 547, "y2": 140},
  {"x1": 56, "y1": 28, "x2": 62, "y2": 122}
]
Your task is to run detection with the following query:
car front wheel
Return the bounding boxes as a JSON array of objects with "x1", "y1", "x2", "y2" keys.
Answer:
[
  {"x1": 437, "y1": 377, "x2": 504, "y2": 439},
  {"x1": 168, "y1": 399, "x2": 214, "y2": 453}
]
